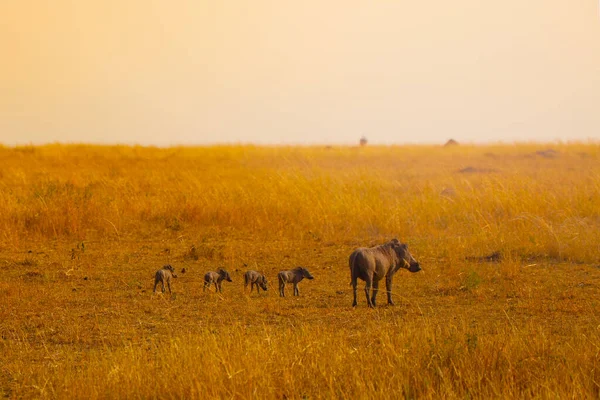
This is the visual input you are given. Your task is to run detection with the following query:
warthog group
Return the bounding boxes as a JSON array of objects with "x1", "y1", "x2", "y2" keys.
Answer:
[
  {"x1": 151, "y1": 238, "x2": 421, "y2": 308},
  {"x1": 152, "y1": 265, "x2": 314, "y2": 297}
]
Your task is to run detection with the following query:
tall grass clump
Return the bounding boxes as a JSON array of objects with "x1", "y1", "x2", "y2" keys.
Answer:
[{"x1": 2, "y1": 144, "x2": 600, "y2": 264}]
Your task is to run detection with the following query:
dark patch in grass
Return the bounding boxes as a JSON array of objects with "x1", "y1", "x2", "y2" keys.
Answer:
[
  {"x1": 18, "y1": 258, "x2": 37, "y2": 267},
  {"x1": 457, "y1": 166, "x2": 496, "y2": 174},
  {"x1": 535, "y1": 149, "x2": 558, "y2": 158},
  {"x1": 462, "y1": 270, "x2": 482, "y2": 291},
  {"x1": 184, "y1": 245, "x2": 199, "y2": 261},
  {"x1": 433, "y1": 285, "x2": 462, "y2": 297},
  {"x1": 22, "y1": 271, "x2": 44, "y2": 280},
  {"x1": 466, "y1": 251, "x2": 502, "y2": 263}
]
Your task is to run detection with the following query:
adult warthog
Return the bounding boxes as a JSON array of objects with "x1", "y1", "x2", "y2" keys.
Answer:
[
  {"x1": 278, "y1": 267, "x2": 314, "y2": 297},
  {"x1": 204, "y1": 268, "x2": 233, "y2": 293},
  {"x1": 154, "y1": 264, "x2": 177, "y2": 294},
  {"x1": 244, "y1": 270, "x2": 268, "y2": 293},
  {"x1": 349, "y1": 239, "x2": 421, "y2": 308}
]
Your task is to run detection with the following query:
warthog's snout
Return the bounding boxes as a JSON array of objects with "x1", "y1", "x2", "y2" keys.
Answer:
[
  {"x1": 409, "y1": 262, "x2": 421, "y2": 273},
  {"x1": 227, "y1": 277, "x2": 233, "y2": 282}
]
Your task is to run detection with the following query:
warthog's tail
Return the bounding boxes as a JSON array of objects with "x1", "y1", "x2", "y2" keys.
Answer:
[{"x1": 349, "y1": 251, "x2": 359, "y2": 287}]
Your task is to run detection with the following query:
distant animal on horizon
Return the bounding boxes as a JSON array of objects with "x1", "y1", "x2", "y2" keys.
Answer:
[
  {"x1": 153, "y1": 264, "x2": 177, "y2": 294},
  {"x1": 349, "y1": 239, "x2": 421, "y2": 308},
  {"x1": 204, "y1": 268, "x2": 233, "y2": 293},
  {"x1": 244, "y1": 270, "x2": 268, "y2": 293},
  {"x1": 278, "y1": 267, "x2": 314, "y2": 297}
]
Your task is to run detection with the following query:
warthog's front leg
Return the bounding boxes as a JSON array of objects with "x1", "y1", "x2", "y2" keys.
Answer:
[
  {"x1": 371, "y1": 280, "x2": 380, "y2": 307},
  {"x1": 293, "y1": 283, "x2": 299, "y2": 296},
  {"x1": 167, "y1": 279, "x2": 172, "y2": 294},
  {"x1": 351, "y1": 277, "x2": 358, "y2": 307},
  {"x1": 386, "y1": 275, "x2": 395, "y2": 305}
]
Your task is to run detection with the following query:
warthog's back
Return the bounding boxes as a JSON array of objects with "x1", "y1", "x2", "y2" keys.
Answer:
[
  {"x1": 277, "y1": 271, "x2": 288, "y2": 282},
  {"x1": 350, "y1": 247, "x2": 378, "y2": 266},
  {"x1": 245, "y1": 270, "x2": 260, "y2": 282},
  {"x1": 204, "y1": 271, "x2": 218, "y2": 283},
  {"x1": 278, "y1": 270, "x2": 298, "y2": 284},
  {"x1": 350, "y1": 245, "x2": 396, "y2": 279},
  {"x1": 278, "y1": 269, "x2": 309, "y2": 284},
  {"x1": 155, "y1": 269, "x2": 172, "y2": 282}
]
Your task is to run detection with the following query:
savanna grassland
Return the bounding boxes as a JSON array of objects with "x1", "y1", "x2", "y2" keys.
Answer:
[{"x1": 1, "y1": 143, "x2": 600, "y2": 399}]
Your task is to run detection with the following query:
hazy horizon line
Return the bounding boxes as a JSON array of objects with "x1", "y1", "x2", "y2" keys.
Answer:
[{"x1": 2, "y1": 139, "x2": 599, "y2": 149}]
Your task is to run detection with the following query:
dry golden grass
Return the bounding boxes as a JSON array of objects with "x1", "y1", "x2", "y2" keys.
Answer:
[{"x1": 1, "y1": 143, "x2": 600, "y2": 399}]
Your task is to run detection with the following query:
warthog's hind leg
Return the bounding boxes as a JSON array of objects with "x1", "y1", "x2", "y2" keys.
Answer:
[
  {"x1": 351, "y1": 276, "x2": 358, "y2": 307},
  {"x1": 371, "y1": 280, "x2": 379, "y2": 307},
  {"x1": 364, "y1": 275, "x2": 374, "y2": 308}
]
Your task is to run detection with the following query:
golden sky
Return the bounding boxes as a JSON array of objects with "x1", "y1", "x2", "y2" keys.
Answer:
[{"x1": 1, "y1": 1, "x2": 599, "y2": 145}]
